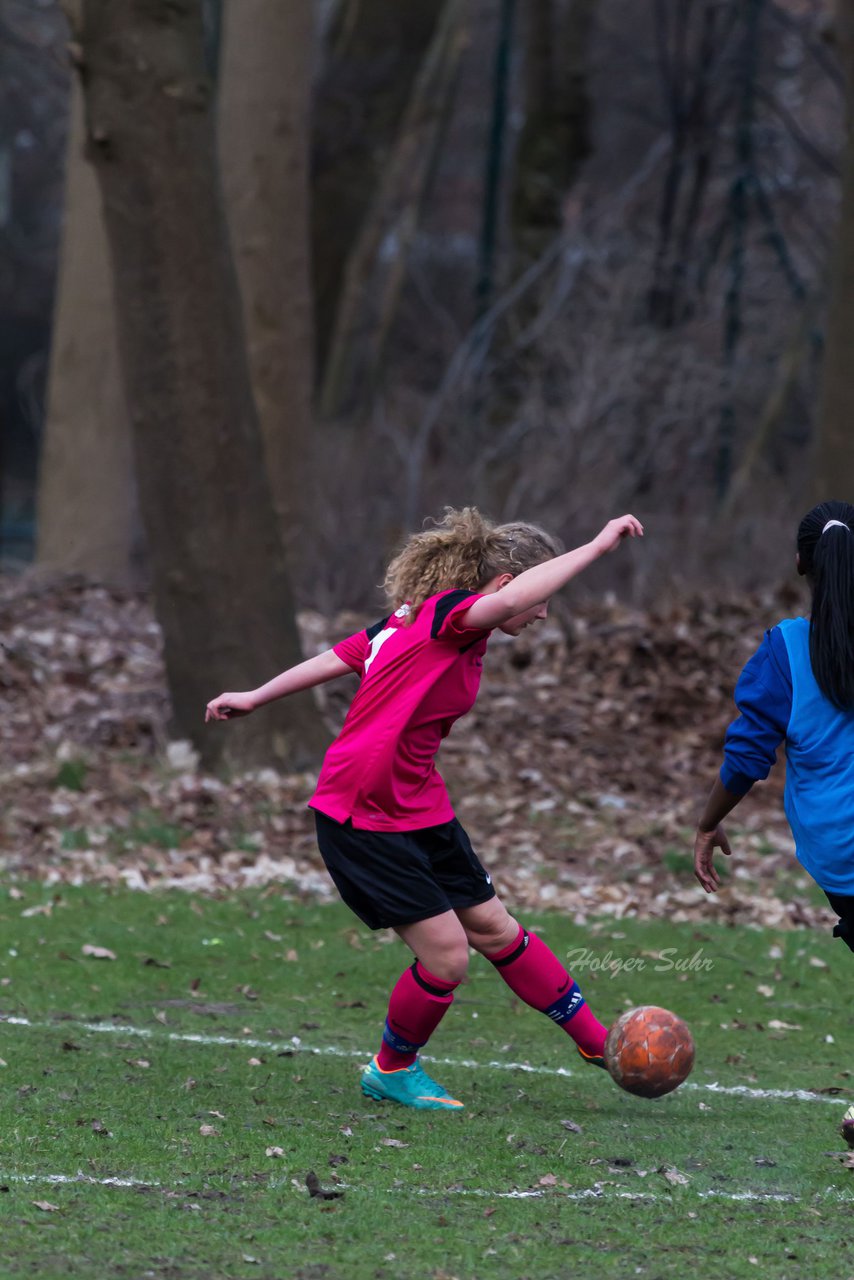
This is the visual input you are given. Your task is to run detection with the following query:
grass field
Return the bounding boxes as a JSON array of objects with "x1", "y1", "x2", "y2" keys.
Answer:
[{"x1": 1, "y1": 884, "x2": 853, "y2": 1280}]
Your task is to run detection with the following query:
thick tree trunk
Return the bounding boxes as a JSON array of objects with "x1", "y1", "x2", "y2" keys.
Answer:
[
  {"x1": 79, "y1": 0, "x2": 327, "y2": 770},
  {"x1": 815, "y1": 0, "x2": 854, "y2": 497},
  {"x1": 37, "y1": 71, "x2": 141, "y2": 585},
  {"x1": 217, "y1": 0, "x2": 314, "y2": 544}
]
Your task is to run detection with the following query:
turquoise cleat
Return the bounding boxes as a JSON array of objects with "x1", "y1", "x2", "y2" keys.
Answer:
[{"x1": 360, "y1": 1056, "x2": 464, "y2": 1110}]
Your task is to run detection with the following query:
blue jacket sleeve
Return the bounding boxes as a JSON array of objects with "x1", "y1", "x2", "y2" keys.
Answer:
[{"x1": 720, "y1": 627, "x2": 792, "y2": 796}]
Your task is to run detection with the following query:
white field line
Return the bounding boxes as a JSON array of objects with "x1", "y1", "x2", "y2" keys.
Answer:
[
  {"x1": 1, "y1": 1171, "x2": 157, "y2": 1188},
  {"x1": 2, "y1": 1014, "x2": 852, "y2": 1107},
  {"x1": 3, "y1": 1168, "x2": 854, "y2": 1207}
]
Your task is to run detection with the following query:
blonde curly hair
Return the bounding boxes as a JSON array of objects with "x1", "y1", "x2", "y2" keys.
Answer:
[{"x1": 383, "y1": 507, "x2": 562, "y2": 613}]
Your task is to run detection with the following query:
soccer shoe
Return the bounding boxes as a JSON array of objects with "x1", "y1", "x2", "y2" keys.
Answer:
[
  {"x1": 577, "y1": 1044, "x2": 608, "y2": 1070},
  {"x1": 360, "y1": 1056, "x2": 464, "y2": 1110}
]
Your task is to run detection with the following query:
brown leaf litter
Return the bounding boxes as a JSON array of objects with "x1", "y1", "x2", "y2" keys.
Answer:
[{"x1": 0, "y1": 572, "x2": 836, "y2": 934}]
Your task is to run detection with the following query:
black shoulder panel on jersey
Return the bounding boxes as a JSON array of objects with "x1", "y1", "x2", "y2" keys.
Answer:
[
  {"x1": 430, "y1": 589, "x2": 476, "y2": 639},
  {"x1": 366, "y1": 615, "x2": 391, "y2": 641}
]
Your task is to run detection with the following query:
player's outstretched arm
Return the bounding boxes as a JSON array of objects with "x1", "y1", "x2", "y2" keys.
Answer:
[
  {"x1": 460, "y1": 514, "x2": 644, "y2": 631},
  {"x1": 205, "y1": 649, "x2": 353, "y2": 722}
]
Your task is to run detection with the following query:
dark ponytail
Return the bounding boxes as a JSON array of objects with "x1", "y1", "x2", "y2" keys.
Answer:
[{"x1": 797, "y1": 500, "x2": 854, "y2": 710}]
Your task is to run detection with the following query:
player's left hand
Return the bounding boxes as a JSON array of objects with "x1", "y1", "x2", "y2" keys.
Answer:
[
  {"x1": 593, "y1": 514, "x2": 644, "y2": 555},
  {"x1": 693, "y1": 824, "x2": 731, "y2": 893}
]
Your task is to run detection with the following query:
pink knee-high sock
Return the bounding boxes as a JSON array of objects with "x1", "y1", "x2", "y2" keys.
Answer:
[
  {"x1": 487, "y1": 925, "x2": 607, "y2": 1057},
  {"x1": 376, "y1": 960, "x2": 460, "y2": 1071}
]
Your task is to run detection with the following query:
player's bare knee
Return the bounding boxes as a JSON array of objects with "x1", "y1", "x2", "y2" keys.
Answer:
[{"x1": 426, "y1": 944, "x2": 469, "y2": 984}]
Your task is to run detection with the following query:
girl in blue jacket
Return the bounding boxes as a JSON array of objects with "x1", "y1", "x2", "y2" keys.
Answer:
[{"x1": 694, "y1": 500, "x2": 854, "y2": 952}]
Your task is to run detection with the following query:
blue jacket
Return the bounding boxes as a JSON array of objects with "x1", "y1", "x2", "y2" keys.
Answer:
[{"x1": 722, "y1": 617, "x2": 854, "y2": 893}]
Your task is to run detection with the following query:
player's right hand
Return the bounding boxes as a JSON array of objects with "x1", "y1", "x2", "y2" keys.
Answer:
[
  {"x1": 205, "y1": 691, "x2": 256, "y2": 722},
  {"x1": 693, "y1": 824, "x2": 732, "y2": 893}
]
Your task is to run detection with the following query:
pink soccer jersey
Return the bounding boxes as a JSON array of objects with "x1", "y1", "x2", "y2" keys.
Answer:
[{"x1": 309, "y1": 590, "x2": 491, "y2": 830}]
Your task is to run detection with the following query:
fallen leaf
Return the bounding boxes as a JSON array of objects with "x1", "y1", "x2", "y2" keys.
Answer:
[
  {"x1": 841, "y1": 1105, "x2": 854, "y2": 1149},
  {"x1": 81, "y1": 944, "x2": 116, "y2": 961},
  {"x1": 379, "y1": 1138, "x2": 409, "y2": 1148},
  {"x1": 265, "y1": 1146, "x2": 285, "y2": 1158},
  {"x1": 767, "y1": 1020, "x2": 802, "y2": 1031},
  {"x1": 199, "y1": 1124, "x2": 219, "y2": 1136},
  {"x1": 658, "y1": 1165, "x2": 691, "y2": 1185},
  {"x1": 538, "y1": 1174, "x2": 558, "y2": 1186},
  {"x1": 306, "y1": 1170, "x2": 343, "y2": 1200},
  {"x1": 31, "y1": 1200, "x2": 60, "y2": 1212},
  {"x1": 560, "y1": 1119, "x2": 583, "y2": 1134}
]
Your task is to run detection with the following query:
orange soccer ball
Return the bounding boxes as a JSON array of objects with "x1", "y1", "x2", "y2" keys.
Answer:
[{"x1": 604, "y1": 1005, "x2": 695, "y2": 1098}]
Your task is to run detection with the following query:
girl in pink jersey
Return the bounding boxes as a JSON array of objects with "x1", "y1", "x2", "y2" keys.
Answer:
[{"x1": 206, "y1": 507, "x2": 643, "y2": 1110}]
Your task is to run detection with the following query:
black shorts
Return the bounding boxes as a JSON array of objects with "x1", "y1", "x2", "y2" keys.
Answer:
[
  {"x1": 825, "y1": 890, "x2": 854, "y2": 954},
  {"x1": 313, "y1": 810, "x2": 496, "y2": 930}
]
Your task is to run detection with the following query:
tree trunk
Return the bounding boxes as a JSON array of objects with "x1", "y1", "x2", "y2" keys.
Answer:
[
  {"x1": 78, "y1": 0, "x2": 327, "y2": 770},
  {"x1": 311, "y1": 0, "x2": 442, "y2": 380},
  {"x1": 36, "y1": 67, "x2": 141, "y2": 585},
  {"x1": 319, "y1": 0, "x2": 466, "y2": 420},
  {"x1": 217, "y1": 0, "x2": 315, "y2": 547},
  {"x1": 511, "y1": 0, "x2": 597, "y2": 261},
  {"x1": 815, "y1": 0, "x2": 854, "y2": 497}
]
